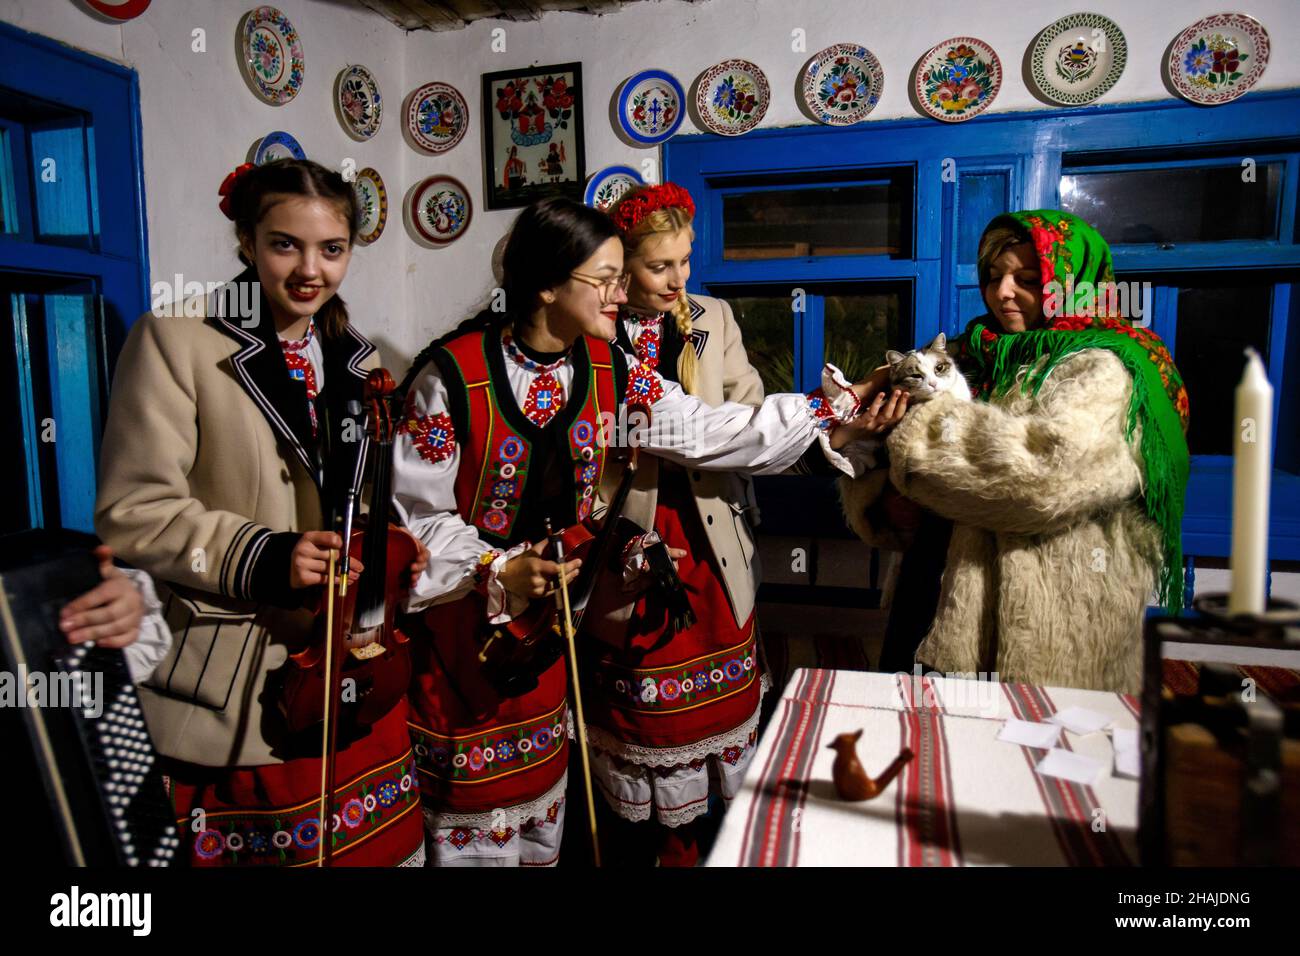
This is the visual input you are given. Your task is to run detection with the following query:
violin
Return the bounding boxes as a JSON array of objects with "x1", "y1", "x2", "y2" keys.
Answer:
[{"x1": 280, "y1": 369, "x2": 420, "y2": 736}]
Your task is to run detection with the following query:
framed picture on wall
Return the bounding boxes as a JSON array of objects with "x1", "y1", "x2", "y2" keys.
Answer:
[{"x1": 481, "y1": 62, "x2": 586, "y2": 210}]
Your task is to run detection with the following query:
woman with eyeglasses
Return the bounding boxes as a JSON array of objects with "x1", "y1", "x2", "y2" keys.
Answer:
[{"x1": 392, "y1": 196, "x2": 890, "y2": 866}]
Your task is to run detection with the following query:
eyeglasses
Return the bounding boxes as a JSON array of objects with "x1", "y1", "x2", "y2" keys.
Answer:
[{"x1": 570, "y1": 270, "x2": 631, "y2": 301}]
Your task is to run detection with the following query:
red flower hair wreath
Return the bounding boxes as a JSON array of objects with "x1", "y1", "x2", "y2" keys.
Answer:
[{"x1": 611, "y1": 182, "x2": 695, "y2": 235}]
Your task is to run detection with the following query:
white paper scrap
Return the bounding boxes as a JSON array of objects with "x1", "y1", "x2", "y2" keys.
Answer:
[
  {"x1": 1046, "y1": 706, "x2": 1112, "y2": 736},
  {"x1": 997, "y1": 718, "x2": 1063, "y2": 749},
  {"x1": 1036, "y1": 748, "x2": 1105, "y2": 785},
  {"x1": 1112, "y1": 727, "x2": 1140, "y2": 779}
]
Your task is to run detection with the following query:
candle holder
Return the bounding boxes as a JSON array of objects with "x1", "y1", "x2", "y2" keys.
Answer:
[{"x1": 1139, "y1": 594, "x2": 1300, "y2": 866}]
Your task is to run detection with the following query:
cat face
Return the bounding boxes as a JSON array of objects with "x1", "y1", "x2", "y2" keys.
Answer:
[{"x1": 885, "y1": 333, "x2": 969, "y2": 402}]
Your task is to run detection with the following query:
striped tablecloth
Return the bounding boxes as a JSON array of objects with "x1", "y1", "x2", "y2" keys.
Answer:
[{"x1": 707, "y1": 669, "x2": 1140, "y2": 867}]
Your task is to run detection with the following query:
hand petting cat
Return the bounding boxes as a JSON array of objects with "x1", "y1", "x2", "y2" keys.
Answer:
[{"x1": 830, "y1": 385, "x2": 910, "y2": 449}]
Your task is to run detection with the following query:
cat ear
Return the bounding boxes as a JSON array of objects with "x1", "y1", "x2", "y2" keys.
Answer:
[
  {"x1": 885, "y1": 350, "x2": 905, "y2": 366},
  {"x1": 929, "y1": 332, "x2": 947, "y2": 353}
]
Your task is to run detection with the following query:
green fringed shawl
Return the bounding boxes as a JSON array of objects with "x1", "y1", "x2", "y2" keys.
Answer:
[{"x1": 956, "y1": 210, "x2": 1191, "y2": 614}]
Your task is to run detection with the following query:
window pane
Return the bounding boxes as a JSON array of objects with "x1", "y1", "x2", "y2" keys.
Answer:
[
  {"x1": 0, "y1": 127, "x2": 15, "y2": 235},
  {"x1": 958, "y1": 171, "x2": 1010, "y2": 263},
  {"x1": 1060, "y1": 163, "x2": 1281, "y2": 244},
  {"x1": 723, "y1": 174, "x2": 910, "y2": 260},
  {"x1": 823, "y1": 285, "x2": 913, "y2": 383},
  {"x1": 30, "y1": 121, "x2": 95, "y2": 249},
  {"x1": 1174, "y1": 280, "x2": 1272, "y2": 456},
  {"x1": 724, "y1": 295, "x2": 794, "y2": 393}
]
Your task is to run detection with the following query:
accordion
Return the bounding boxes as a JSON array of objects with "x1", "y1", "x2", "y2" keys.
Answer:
[{"x1": 1, "y1": 531, "x2": 178, "y2": 866}]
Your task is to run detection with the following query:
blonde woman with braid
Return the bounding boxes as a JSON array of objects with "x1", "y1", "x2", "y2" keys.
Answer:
[{"x1": 579, "y1": 183, "x2": 770, "y2": 866}]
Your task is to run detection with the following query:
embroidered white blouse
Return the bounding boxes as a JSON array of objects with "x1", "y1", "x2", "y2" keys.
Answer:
[{"x1": 393, "y1": 328, "x2": 857, "y2": 619}]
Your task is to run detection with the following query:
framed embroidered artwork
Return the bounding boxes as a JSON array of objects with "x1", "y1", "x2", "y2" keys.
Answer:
[{"x1": 481, "y1": 62, "x2": 586, "y2": 210}]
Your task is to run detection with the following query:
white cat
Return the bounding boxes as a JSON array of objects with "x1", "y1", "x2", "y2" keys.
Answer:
[
  {"x1": 839, "y1": 333, "x2": 971, "y2": 476},
  {"x1": 884, "y1": 333, "x2": 972, "y2": 403}
]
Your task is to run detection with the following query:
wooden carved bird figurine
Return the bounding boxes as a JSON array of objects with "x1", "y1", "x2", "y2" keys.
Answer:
[{"x1": 828, "y1": 730, "x2": 914, "y2": 801}]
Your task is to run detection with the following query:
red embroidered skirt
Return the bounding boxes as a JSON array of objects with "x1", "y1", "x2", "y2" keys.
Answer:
[
  {"x1": 584, "y1": 467, "x2": 763, "y2": 753},
  {"x1": 409, "y1": 599, "x2": 570, "y2": 816},
  {"x1": 165, "y1": 702, "x2": 424, "y2": 867}
]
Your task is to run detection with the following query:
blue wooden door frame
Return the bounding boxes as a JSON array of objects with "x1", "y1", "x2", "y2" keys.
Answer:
[{"x1": 0, "y1": 21, "x2": 150, "y2": 531}]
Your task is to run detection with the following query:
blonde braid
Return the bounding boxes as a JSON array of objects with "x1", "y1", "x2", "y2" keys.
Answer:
[{"x1": 672, "y1": 292, "x2": 699, "y2": 396}]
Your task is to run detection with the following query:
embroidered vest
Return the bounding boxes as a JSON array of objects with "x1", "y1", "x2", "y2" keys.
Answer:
[{"x1": 435, "y1": 328, "x2": 624, "y2": 546}]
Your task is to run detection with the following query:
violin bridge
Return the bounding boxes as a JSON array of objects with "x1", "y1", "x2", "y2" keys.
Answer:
[{"x1": 349, "y1": 643, "x2": 385, "y2": 661}]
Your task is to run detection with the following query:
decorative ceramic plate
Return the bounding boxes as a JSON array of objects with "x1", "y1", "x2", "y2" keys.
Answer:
[
  {"x1": 353, "y1": 167, "x2": 387, "y2": 245},
  {"x1": 801, "y1": 43, "x2": 884, "y2": 126},
  {"x1": 1029, "y1": 12, "x2": 1127, "y2": 106},
  {"x1": 335, "y1": 65, "x2": 383, "y2": 140},
  {"x1": 253, "y1": 130, "x2": 305, "y2": 164},
  {"x1": 584, "y1": 165, "x2": 645, "y2": 210},
  {"x1": 239, "y1": 6, "x2": 305, "y2": 106},
  {"x1": 695, "y1": 59, "x2": 770, "y2": 136},
  {"x1": 411, "y1": 175, "x2": 472, "y2": 246},
  {"x1": 84, "y1": 0, "x2": 151, "y2": 19},
  {"x1": 616, "y1": 70, "x2": 686, "y2": 145},
  {"x1": 914, "y1": 36, "x2": 1002, "y2": 122},
  {"x1": 1167, "y1": 13, "x2": 1270, "y2": 105},
  {"x1": 404, "y1": 82, "x2": 469, "y2": 154}
]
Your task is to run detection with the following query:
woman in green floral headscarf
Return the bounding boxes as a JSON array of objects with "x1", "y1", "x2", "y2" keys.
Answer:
[{"x1": 844, "y1": 209, "x2": 1190, "y2": 693}]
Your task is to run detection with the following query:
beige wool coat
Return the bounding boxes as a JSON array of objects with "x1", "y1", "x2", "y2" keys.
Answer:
[
  {"x1": 95, "y1": 287, "x2": 379, "y2": 766},
  {"x1": 592, "y1": 295, "x2": 766, "y2": 632},
  {"x1": 841, "y1": 348, "x2": 1165, "y2": 693}
]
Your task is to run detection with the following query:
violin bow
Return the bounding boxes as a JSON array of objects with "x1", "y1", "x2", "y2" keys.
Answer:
[
  {"x1": 315, "y1": 547, "x2": 338, "y2": 867},
  {"x1": 548, "y1": 517, "x2": 601, "y2": 868},
  {"x1": 315, "y1": 400, "x2": 366, "y2": 867}
]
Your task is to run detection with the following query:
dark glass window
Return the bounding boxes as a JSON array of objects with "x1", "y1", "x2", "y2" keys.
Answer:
[
  {"x1": 1060, "y1": 162, "x2": 1281, "y2": 244},
  {"x1": 823, "y1": 287, "x2": 910, "y2": 382},
  {"x1": 1173, "y1": 278, "x2": 1272, "y2": 456},
  {"x1": 722, "y1": 171, "x2": 911, "y2": 260},
  {"x1": 726, "y1": 295, "x2": 794, "y2": 393}
]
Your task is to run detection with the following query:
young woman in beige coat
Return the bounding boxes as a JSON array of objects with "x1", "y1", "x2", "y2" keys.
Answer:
[{"x1": 95, "y1": 160, "x2": 427, "y2": 866}]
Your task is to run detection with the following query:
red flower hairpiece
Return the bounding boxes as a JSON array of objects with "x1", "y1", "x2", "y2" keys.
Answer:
[
  {"x1": 218, "y1": 163, "x2": 257, "y2": 221},
  {"x1": 611, "y1": 182, "x2": 696, "y2": 235}
]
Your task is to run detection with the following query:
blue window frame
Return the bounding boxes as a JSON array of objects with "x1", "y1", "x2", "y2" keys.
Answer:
[
  {"x1": 0, "y1": 22, "x2": 149, "y2": 535},
  {"x1": 665, "y1": 90, "x2": 1300, "y2": 567}
]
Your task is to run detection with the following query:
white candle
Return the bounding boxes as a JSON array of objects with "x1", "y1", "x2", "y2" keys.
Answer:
[{"x1": 1228, "y1": 348, "x2": 1273, "y2": 615}]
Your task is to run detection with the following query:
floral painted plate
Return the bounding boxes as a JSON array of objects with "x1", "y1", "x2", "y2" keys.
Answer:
[
  {"x1": 335, "y1": 65, "x2": 383, "y2": 140},
  {"x1": 801, "y1": 43, "x2": 884, "y2": 126},
  {"x1": 914, "y1": 37, "x2": 1002, "y2": 122},
  {"x1": 84, "y1": 0, "x2": 151, "y2": 19},
  {"x1": 253, "y1": 130, "x2": 305, "y2": 164},
  {"x1": 410, "y1": 175, "x2": 472, "y2": 246},
  {"x1": 1029, "y1": 12, "x2": 1127, "y2": 106},
  {"x1": 353, "y1": 168, "x2": 387, "y2": 245},
  {"x1": 617, "y1": 70, "x2": 686, "y2": 145},
  {"x1": 1167, "y1": 13, "x2": 1270, "y2": 105},
  {"x1": 695, "y1": 59, "x2": 770, "y2": 136},
  {"x1": 238, "y1": 6, "x2": 305, "y2": 106},
  {"x1": 584, "y1": 166, "x2": 645, "y2": 210},
  {"x1": 404, "y1": 82, "x2": 469, "y2": 155}
]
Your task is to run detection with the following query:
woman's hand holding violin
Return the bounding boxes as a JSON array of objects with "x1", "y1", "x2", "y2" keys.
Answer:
[
  {"x1": 290, "y1": 531, "x2": 363, "y2": 589},
  {"x1": 498, "y1": 539, "x2": 582, "y2": 599}
]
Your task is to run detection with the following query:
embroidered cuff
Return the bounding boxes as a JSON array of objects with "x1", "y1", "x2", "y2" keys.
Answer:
[
  {"x1": 476, "y1": 541, "x2": 532, "y2": 625},
  {"x1": 804, "y1": 363, "x2": 861, "y2": 431}
]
